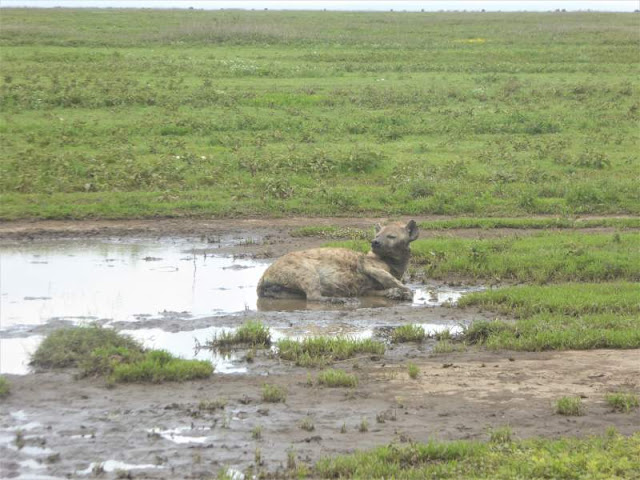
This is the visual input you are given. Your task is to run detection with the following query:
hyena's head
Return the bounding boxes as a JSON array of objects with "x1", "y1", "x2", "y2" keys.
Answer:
[{"x1": 371, "y1": 220, "x2": 419, "y2": 260}]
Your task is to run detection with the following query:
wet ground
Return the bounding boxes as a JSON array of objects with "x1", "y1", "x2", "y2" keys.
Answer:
[{"x1": 1, "y1": 218, "x2": 638, "y2": 479}]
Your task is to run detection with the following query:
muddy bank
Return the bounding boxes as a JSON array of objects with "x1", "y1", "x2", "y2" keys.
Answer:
[{"x1": 1, "y1": 349, "x2": 638, "y2": 479}]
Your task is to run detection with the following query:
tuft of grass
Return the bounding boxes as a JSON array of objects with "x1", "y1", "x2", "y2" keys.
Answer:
[
  {"x1": 555, "y1": 396, "x2": 585, "y2": 416},
  {"x1": 276, "y1": 336, "x2": 384, "y2": 367},
  {"x1": 207, "y1": 320, "x2": 271, "y2": 349},
  {"x1": 407, "y1": 363, "x2": 419, "y2": 380},
  {"x1": 314, "y1": 432, "x2": 640, "y2": 479},
  {"x1": 462, "y1": 283, "x2": 640, "y2": 351},
  {"x1": 198, "y1": 398, "x2": 227, "y2": 412},
  {"x1": 30, "y1": 325, "x2": 143, "y2": 369},
  {"x1": 299, "y1": 417, "x2": 315, "y2": 432},
  {"x1": 606, "y1": 392, "x2": 639, "y2": 413},
  {"x1": 291, "y1": 226, "x2": 370, "y2": 240},
  {"x1": 489, "y1": 426, "x2": 513, "y2": 444},
  {"x1": 317, "y1": 369, "x2": 358, "y2": 388},
  {"x1": 0, "y1": 376, "x2": 10, "y2": 398},
  {"x1": 358, "y1": 418, "x2": 369, "y2": 433},
  {"x1": 391, "y1": 325, "x2": 426, "y2": 343},
  {"x1": 262, "y1": 383, "x2": 287, "y2": 403},
  {"x1": 251, "y1": 425, "x2": 263, "y2": 440}
]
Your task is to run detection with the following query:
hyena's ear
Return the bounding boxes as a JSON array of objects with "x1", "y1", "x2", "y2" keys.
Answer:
[
  {"x1": 406, "y1": 220, "x2": 419, "y2": 242},
  {"x1": 374, "y1": 223, "x2": 382, "y2": 234}
]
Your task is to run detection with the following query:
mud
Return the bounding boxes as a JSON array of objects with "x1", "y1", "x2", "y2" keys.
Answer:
[{"x1": 1, "y1": 218, "x2": 639, "y2": 479}]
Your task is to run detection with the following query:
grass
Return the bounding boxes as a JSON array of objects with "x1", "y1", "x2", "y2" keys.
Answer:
[
  {"x1": 276, "y1": 336, "x2": 385, "y2": 367},
  {"x1": 206, "y1": 320, "x2": 271, "y2": 349},
  {"x1": 0, "y1": 376, "x2": 9, "y2": 398},
  {"x1": 317, "y1": 369, "x2": 358, "y2": 388},
  {"x1": 407, "y1": 363, "x2": 419, "y2": 380},
  {"x1": 488, "y1": 426, "x2": 513, "y2": 444},
  {"x1": 262, "y1": 383, "x2": 287, "y2": 403},
  {"x1": 606, "y1": 393, "x2": 639, "y2": 413},
  {"x1": 461, "y1": 283, "x2": 640, "y2": 351},
  {"x1": 418, "y1": 217, "x2": 640, "y2": 230},
  {"x1": 30, "y1": 324, "x2": 143, "y2": 369},
  {"x1": 1, "y1": 10, "x2": 639, "y2": 220},
  {"x1": 555, "y1": 396, "x2": 585, "y2": 416},
  {"x1": 313, "y1": 431, "x2": 639, "y2": 479},
  {"x1": 390, "y1": 325, "x2": 426, "y2": 343},
  {"x1": 331, "y1": 231, "x2": 639, "y2": 284},
  {"x1": 299, "y1": 417, "x2": 315, "y2": 432},
  {"x1": 31, "y1": 325, "x2": 213, "y2": 383}
]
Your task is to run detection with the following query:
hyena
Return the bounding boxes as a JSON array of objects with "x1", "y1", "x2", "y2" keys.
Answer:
[{"x1": 257, "y1": 220, "x2": 419, "y2": 302}]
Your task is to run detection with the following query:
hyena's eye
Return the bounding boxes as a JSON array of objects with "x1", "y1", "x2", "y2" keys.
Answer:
[{"x1": 387, "y1": 235, "x2": 396, "y2": 239}]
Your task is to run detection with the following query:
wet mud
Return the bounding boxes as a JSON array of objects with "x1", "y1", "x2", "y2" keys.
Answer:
[{"x1": 1, "y1": 219, "x2": 638, "y2": 479}]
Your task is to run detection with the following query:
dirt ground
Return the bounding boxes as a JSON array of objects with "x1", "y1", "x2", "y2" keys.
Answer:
[{"x1": 1, "y1": 218, "x2": 639, "y2": 479}]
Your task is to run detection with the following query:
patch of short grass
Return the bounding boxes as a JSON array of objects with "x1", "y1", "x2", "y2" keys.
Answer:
[
  {"x1": 0, "y1": 376, "x2": 10, "y2": 398},
  {"x1": 555, "y1": 396, "x2": 585, "y2": 416},
  {"x1": 407, "y1": 363, "x2": 419, "y2": 380},
  {"x1": 333, "y1": 232, "x2": 639, "y2": 284},
  {"x1": 30, "y1": 324, "x2": 143, "y2": 369},
  {"x1": 313, "y1": 431, "x2": 639, "y2": 479},
  {"x1": 276, "y1": 336, "x2": 384, "y2": 367},
  {"x1": 418, "y1": 217, "x2": 640, "y2": 231},
  {"x1": 462, "y1": 283, "x2": 640, "y2": 351},
  {"x1": 606, "y1": 393, "x2": 639, "y2": 413},
  {"x1": 432, "y1": 340, "x2": 465, "y2": 354},
  {"x1": 488, "y1": 426, "x2": 513, "y2": 444},
  {"x1": 391, "y1": 325, "x2": 426, "y2": 343},
  {"x1": 206, "y1": 320, "x2": 271, "y2": 349},
  {"x1": 317, "y1": 369, "x2": 358, "y2": 388},
  {"x1": 32, "y1": 326, "x2": 213, "y2": 383},
  {"x1": 262, "y1": 383, "x2": 287, "y2": 403}
]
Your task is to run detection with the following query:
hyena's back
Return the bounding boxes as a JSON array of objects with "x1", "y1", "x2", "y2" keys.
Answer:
[{"x1": 257, "y1": 248, "x2": 371, "y2": 299}]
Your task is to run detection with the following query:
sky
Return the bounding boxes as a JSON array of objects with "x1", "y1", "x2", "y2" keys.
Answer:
[{"x1": 1, "y1": 1, "x2": 638, "y2": 11}]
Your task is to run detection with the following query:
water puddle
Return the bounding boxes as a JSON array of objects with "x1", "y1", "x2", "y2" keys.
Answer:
[
  {"x1": 147, "y1": 426, "x2": 211, "y2": 444},
  {"x1": 77, "y1": 459, "x2": 163, "y2": 475},
  {"x1": 0, "y1": 238, "x2": 482, "y2": 375}
]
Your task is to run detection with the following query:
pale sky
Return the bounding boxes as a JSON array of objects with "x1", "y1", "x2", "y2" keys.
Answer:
[{"x1": 1, "y1": 0, "x2": 638, "y2": 10}]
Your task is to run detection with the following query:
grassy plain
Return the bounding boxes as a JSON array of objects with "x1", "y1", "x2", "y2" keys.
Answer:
[{"x1": 1, "y1": 9, "x2": 638, "y2": 219}]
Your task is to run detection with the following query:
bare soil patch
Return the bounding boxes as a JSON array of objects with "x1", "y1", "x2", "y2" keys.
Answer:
[{"x1": 2, "y1": 349, "x2": 638, "y2": 479}]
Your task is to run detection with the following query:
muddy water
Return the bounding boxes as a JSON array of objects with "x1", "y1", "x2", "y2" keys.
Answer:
[{"x1": 0, "y1": 239, "x2": 482, "y2": 375}]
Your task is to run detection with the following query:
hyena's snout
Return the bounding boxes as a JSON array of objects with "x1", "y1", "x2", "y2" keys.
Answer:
[{"x1": 371, "y1": 239, "x2": 381, "y2": 249}]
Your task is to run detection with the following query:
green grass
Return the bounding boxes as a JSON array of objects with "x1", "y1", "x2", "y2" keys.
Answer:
[
  {"x1": 461, "y1": 283, "x2": 640, "y2": 351},
  {"x1": 313, "y1": 431, "x2": 639, "y2": 479},
  {"x1": 391, "y1": 325, "x2": 426, "y2": 343},
  {"x1": 418, "y1": 217, "x2": 640, "y2": 230},
  {"x1": 262, "y1": 383, "x2": 287, "y2": 403},
  {"x1": 0, "y1": 376, "x2": 10, "y2": 398},
  {"x1": 606, "y1": 393, "x2": 639, "y2": 413},
  {"x1": 407, "y1": 363, "x2": 419, "y2": 380},
  {"x1": 31, "y1": 326, "x2": 213, "y2": 383},
  {"x1": 276, "y1": 336, "x2": 385, "y2": 367},
  {"x1": 30, "y1": 324, "x2": 143, "y2": 369},
  {"x1": 330, "y1": 231, "x2": 639, "y2": 284},
  {"x1": 317, "y1": 368, "x2": 358, "y2": 388},
  {"x1": 1, "y1": 10, "x2": 639, "y2": 219},
  {"x1": 206, "y1": 320, "x2": 271, "y2": 349},
  {"x1": 555, "y1": 396, "x2": 585, "y2": 416}
]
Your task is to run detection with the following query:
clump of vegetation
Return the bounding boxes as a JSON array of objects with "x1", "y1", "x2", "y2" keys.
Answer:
[
  {"x1": 407, "y1": 363, "x2": 419, "y2": 380},
  {"x1": 606, "y1": 393, "x2": 639, "y2": 413},
  {"x1": 31, "y1": 326, "x2": 213, "y2": 383},
  {"x1": 317, "y1": 369, "x2": 358, "y2": 388},
  {"x1": 198, "y1": 398, "x2": 227, "y2": 412},
  {"x1": 432, "y1": 340, "x2": 465, "y2": 354},
  {"x1": 262, "y1": 383, "x2": 287, "y2": 403},
  {"x1": 207, "y1": 320, "x2": 271, "y2": 349},
  {"x1": 251, "y1": 425, "x2": 263, "y2": 440},
  {"x1": 291, "y1": 226, "x2": 370, "y2": 240},
  {"x1": 276, "y1": 336, "x2": 384, "y2": 367},
  {"x1": 0, "y1": 376, "x2": 10, "y2": 398},
  {"x1": 390, "y1": 325, "x2": 426, "y2": 343},
  {"x1": 358, "y1": 418, "x2": 369, "y2": 433},
  {"x1": 555, "y1": 396, "x2": 585, "y2": 416},
  {"x1": 30, "y1": 324, "x2": 142, "y2": 369},
  {"x1": 489, "y1": 426, "x2": 513, "y2": 444},
  {"x1": 299, "y1": 417, "x2": 315, "y2": 432}
]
